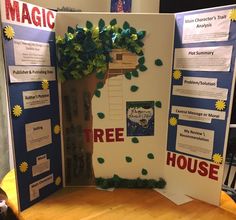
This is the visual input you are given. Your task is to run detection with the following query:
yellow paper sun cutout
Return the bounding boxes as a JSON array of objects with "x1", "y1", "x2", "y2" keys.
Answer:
[
  {"x1": 173, "y1": 70, "x2": 182, "y2": 80},
  {"x1": 55, "y1": 176, "x2": 62, "y2": 186},
  {"x1": 42, "y1": 80, "x2": 49, "y2": 90},
  {"x1": 54, "y1": 125, "x2": 61, "y2": 135},
  {"x1": 169, "y1": 117, "x2": 177, "y2": 126},
  {"x1": 229, "y1": 9, "x2": 236, "y2": 21},
  {"x1": 19, "y1": 162, "x2": 28, "y2": 173},
  {"x1": 215, "y1": 100, "x2": 226, "y2": 111},
  {"x1": 212, "y1": 153, "x2": 223, "y2": 164},
  {"x1": 12, "y1": 105, "x2": 22, "y2": 117},
  {"x1": 4, "y1": 25, "x2": 15, "y2": 40}
]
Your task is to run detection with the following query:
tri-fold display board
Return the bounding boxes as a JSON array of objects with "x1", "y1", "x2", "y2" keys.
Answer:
[{"x1": 1, "y1": 0, "x2": 236, "y2": 211}]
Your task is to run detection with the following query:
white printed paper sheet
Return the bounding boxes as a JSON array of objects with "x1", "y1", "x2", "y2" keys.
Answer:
[
  {"x1": 25, "y1": 119, "x2": 52, "y2": 152},
  {"x1": 182, "y1": 10, "x2": 230, "y2": 43},
  {"x1": 172, "y1": 106, "x2": 225, "y2": 123},
  {"x1": 32, "y1": 154, "x2": 50, "y2": 177},
  {"x1": 172, "y1": 76, "x2": 228, "y2": 100},
  {"x1": 9, "y1": 66, "x2": 56, "y2": 83},
  {"x1": 29, "y1": 174, "x2": 53, "y2": 201},
  {"x1": 23, "y1": 90, "x2": 50, "y2": 109},
  {"x1": 13, "y1": 39, "x2": 51, "y2": 65},
  {"x1": 174, "y1": 46, "x2": 233, "y2": 71},
  {"x1": 176, "y1": 125, "x2": 214, "y2": 159}
]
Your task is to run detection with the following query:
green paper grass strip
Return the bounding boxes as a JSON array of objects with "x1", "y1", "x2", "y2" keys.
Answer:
[
  {"x1": 126, "y1": 156, "x2": 132, "y2": 163},
  {"x1": 132, "y1": 137, "x2": 139, "y2": 143},
  {"x1": 97, "y1": 158, "x2": 105, "y2": 164},
  {"x1": 95, "y1": 175, "x2": 166, "y2": 189},
  {"x1": 147, "y1": 153, "x2": 155, "y2": 159},
  {"x1": 56, "y1": 19, "x2": 146, "y2": 81},
  {"x1": 97, "y1": 112, "x2": 105, "y2": 119},
  {"x1": 155, "y1": 101, "x2": 162, "y2": 108},
  {"x1": 155, "y1": 59, "x2": 163, "y2": 66},
  {"x1": 130, "y1": 85, "x2": 139, "y2": 92}
]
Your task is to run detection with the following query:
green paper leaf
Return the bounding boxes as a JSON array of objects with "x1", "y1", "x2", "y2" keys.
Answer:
[
  {"x1": 142, "y1": 169, "x2": 148, "y2": 175},
  {"x1": 94, "y1": 90, "x2": 101, "y2": 98},
  {"x1": 97, "y1": 157, "x2": 105, "y2": 164},
  {"x1": 123, "y1": 21, "x2": 130, "y2": 29},
  {"x1": 126, "y1": 156, "x2": 132, "y2": 163},
  {"x1": 98, "y1": 19, "x2": 105, "y2": 30},
  {"x1": 96, "y1": 72, "x2": 105, "y2": 80},
  {"x1": 86, "y1": 21, "x2": 93, "y2": 29},
  {"x1": 147, "y1": 153, "x2": 155, "y2": 159},
  {"x1": 137, "y1": 31, "x2": 146, "y2": 40},
  {"x1": 130, "y1": 85, "x2": 139, "y2": 92},
  {"x1": 130, "y1": 27, "x2": 137, "y2": 34},
  {"x1": 155, "y1": 59, "x2": 163, "y2": 66},
  {"x1": 67, "y1": 26, "x2": 74, "y2": 34},
  {"x1": 155, "y1": 101, "x2": 162, "y2": 108},
  {"x1": 97, "y1": 112, "x2": 105, "y2": 119},
  {"x1": 138, "y1": 56, "x2": 145, "y2": 65},
  {"x1": 137, "y1": 50, "x2": 144, "y2": 56},
  {"x1": 110, "y1": 18, "x2": 117, "y2": 26},
  {"x1": 125, "y1": 72, "x2": 132, "y2": 80},
  {"x1": 137, "y1": 41, "x2": 144, "y2": 47},
  {"x1": 132, "y1": 70, "x2": 139, "y2": 77},
  {"x1": 96, "y1": 81, "x2": 104, "y2": 89},
  {"x1": 132, "y1": 137, "x2": 139, "y2": 143},
  {"x1": 139, "y1": 65, "x2": 148, "y2": 72}
]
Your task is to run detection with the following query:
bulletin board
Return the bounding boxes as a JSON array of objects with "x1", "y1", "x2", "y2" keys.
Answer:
[
  {"x1": 1, "y1": 0, "x2": 63, "y2": 211},
  {"x1": 56, "y1": 12, "x2": 175, "y2": 186},
  {"x1": 1, "y1": 0, "x2": 236, "y2": 212},
  {"x1": 164, "y1": 6, "x2": 236, "y2": 205}
]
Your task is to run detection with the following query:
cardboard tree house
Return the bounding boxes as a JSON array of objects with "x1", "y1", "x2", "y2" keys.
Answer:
[{"x1": 1, "y1": 0, "x2": 236, "y2": 211}]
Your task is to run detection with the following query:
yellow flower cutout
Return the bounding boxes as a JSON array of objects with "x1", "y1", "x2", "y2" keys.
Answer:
[
  {"x1": 4, "y1": 25, "x2": 15, "y2": 40},
  {"x1": 42, "y1": 80, "x2": 49, "y2": 90},
  {"x1": 12, "y1": 105, "x2": 22, "y2": 117},
  {"x1": 173, "y1": 70, "x2": 182, "y2": 80},
  {"x1": 169, "y1": 117, "x2": 177, "y2": 126},
  {"x1": 19, "y1": 162, "x2": 28, "y2": 173},
  {"x1": 212, "y1": 153, "x2": 223, "y2": 164},
  {"x1": 215, "y1": 100, "x2": 226, "y2": 111},
  {"x1": 55, "y1": 176, "x2": 62, "y2": 186},
  {"x1": 229, "y1": 9, "x2": 236, "y2": 21},
  {"x1": 54, "y1": 125, "x2": 61, "y2": 135}
]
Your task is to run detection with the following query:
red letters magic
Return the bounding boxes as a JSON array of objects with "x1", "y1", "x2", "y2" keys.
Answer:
[{"x1": 5, "y1": 0, "x2": 55, "y2": 29}]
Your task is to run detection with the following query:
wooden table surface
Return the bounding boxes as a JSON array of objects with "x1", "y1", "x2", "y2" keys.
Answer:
[{"x1": 1, "y1": 170, "x2": 236, "y2": 220}]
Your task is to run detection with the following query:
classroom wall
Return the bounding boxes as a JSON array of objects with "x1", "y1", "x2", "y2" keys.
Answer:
[
  {"x1": 24, "y1": 0, "x2": 160, "y2": 12},
  {"x1": 23, "y1": 0, "x2": 110, "y2": 11},
  {"x1": 132, "y1": 0, "x2": 160, "y2": 13},
  {"x1": 0, "y1": 37, "x2": 10, "y2": 179}
]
